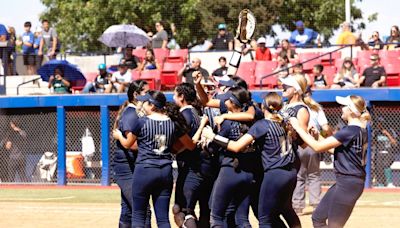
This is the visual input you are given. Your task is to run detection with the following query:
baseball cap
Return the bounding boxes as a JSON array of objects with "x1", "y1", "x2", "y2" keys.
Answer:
[
  {"x1": 280, "y1": 76, "x2": 302, "y2": 95},
  {"x1": 295, "y1": 20, "x2": 304, "y2": 27},
  {"x1": 335, "y1": 96, "x2": 361, "y2": 116},
  {"x1": 136, "y1": 93, "x2": 164, "y2": 109},
  {"x1": 98, "y1": 63, "x2": 106, "y2": 70},
  {"x1": 219, "y1": 91, "x2": 242, "y2": 107},
  {"x1": 218, "y1": 79, "x2": 237, "y2": 88},
  {"x1": 257, "y1": 37, "x2": 266, "y2": 44},
  {"x1": 218, "y1": 23, "x2": 227, "y2": 30}
]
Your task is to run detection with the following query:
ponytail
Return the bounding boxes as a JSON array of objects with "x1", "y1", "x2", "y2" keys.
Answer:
[
  {"x1": 263, "y1": 92, "x2": 284, "y2": 123},
  {"x1": 113, "y1": 100, "x2": 129, "y2": 130},
  {"x1": 303, "y1": 95, "x2": 321, "y2": 112},
  {"x1": 164, "y1": 102, "x2": 190, "y2": 134}
]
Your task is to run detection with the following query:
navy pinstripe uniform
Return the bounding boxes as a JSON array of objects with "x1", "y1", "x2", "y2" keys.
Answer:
[
  {"x1": 131, "y1": 115, "x2": 183, "y2": 228},
  {"x1": 210, "y1": 119, "x2": 261, "y2": 228},
  {"x1": 312, "y1": 125, "x2": 367, "y2": 228},
  {"x1": 112, "y1": 104, "x2": 151, "y2": 228},
  {"x1": 247, "y1": 118, "x2": 300, "y2": 228}
]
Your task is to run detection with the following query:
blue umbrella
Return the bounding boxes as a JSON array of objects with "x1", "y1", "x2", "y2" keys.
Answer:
[
  {"x1": 38, "y1": 59, "x2": 86, "y2": 83},
  {"x1": 98, "y1": 24, "x2": 150, "y2": 48}
]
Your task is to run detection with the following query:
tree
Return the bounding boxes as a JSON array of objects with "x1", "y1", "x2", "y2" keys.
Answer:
[{"x1": 40, "y1": 0, "x2": 367, "y2": 52}]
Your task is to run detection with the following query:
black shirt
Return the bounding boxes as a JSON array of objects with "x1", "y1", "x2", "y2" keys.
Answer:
[
  {"x1": 362, "y1": 66, "x2": 386, "y2": 87},
  {"x1": 125, "y1": 56, "x2": 139, "y2": 70},
  {"x1": 212, "y1": 66, "x2": 228, "y2": 77},
  {"x1": 212, "y1": 33, "x2": 234, "y2": 50},
  {"x1": 183, "y1": 67, "x2": 209, "y2": 84}
]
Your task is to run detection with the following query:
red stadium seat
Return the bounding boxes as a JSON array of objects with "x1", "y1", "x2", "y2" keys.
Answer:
[
  {"x1": 298, "y1": 52, "x2": 321, "y2": 71},
  {"x1": 236, "y1": 61, "x2": 256, "y2": 88},
  {"x1": 357, "y1": 50, "x2": 378, "y2": 60},
  {"x1": 154, "y1": 48, "x2": 170, "y2": 63},
  {"x1": 140, "y1": 70, "x2": 161, "y2": 90},
  {"x1": 132, "y1": 48, "x2": 146, "y2": 60},
  {"x1": 253, "y1": 61, "x2": 277, "y2": 88},
  {"x1": 379, "y1": 50, "x2": 400, "y2": 59},
  {"x1": 160, "y1": 71, "x2": 181, "y2": 91},
  {"x1": 166, "y1": 49, "x2": 188, "y2": 63},
  {"x1": 84, "y1": 72, "x2": 98, "y2": 82},
  {"x1": 386, "y1": 76, "x2": 400, "y2": 86},
  {"x1": 163, "y1": 62, "x2": 184, "y2": 72},
  {"x1": 320, "y1": 51, "x2": 341, "y2": 66},
  {"x1": 385, "y1": 64, "x2": 400, "y2": 76},
  {"x1": 131, "y1": 70, "x2": 141, "y2": 81},
  {"x1": 70, "y1": 79, "x2": 87, "y2": 93},
  {"x1": 381, "y1": 58, "x2": 400, "y2": 66},
  {"x1": 323, "y1": 66, "x2": 337, "y2": 78}
]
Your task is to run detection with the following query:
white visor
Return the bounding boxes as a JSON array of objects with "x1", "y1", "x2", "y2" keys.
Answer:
[
  {"x1": 336, "y1": 96, "x2": 361, "y2": 116},
  {"x1": 280, "y1": 76, "x2": 302, "y2": 95}
]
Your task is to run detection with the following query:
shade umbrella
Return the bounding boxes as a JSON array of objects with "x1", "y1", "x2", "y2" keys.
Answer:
[
  {"x1": 37, "y1": 59, "x2": 86, "y2": 83},
  {"x1": 98, "y1": 24, "x2": 150, "y2": 48}
]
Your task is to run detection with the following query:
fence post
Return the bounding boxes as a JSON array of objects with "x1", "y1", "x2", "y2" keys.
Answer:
[
  {"x1": 100, "y1": 105, "x2": 110, "y2": 186},
  {"x1": 57, "y1": 106, "x2": 67, "y2": 186},
  {"x1": 365, "y1": 101, "x2": 372, "y2": 188}
]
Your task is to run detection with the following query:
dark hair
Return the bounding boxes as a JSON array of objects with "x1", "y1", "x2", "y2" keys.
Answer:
[
  {"x1": 279, "y1": 54, "x2": 289, "y2": 64},
  {"x1": 228, "y1": 86, "x2": 252, "y2": 109},
  {"x1": 114, "y1": 80, "x2": 148, "y2": 129},
  {"x1": 294, "y1": 63, "x2": 303, "y2": 68},
  {"x1": 157, "y1": 21, "x2": 165, "y2": 28},
  {"x1": 42, "y1": 19, "x2": 49, "y2": 24},
  {"x1": 175, "y1": 83, "x2": 203, "y2": 116},
  {"x1": 219, "y1": 56, "x2": 226, "y2": 62},
  {"x1": 164, "y1": 102, "x2": 190, "y2": 134},
  {"x1": 54, "y1": 67, "x2": 64, "y2": 76},
  {"x1": 24, "y1": 22, "x2": 32, "y2": 27},
  {"x1": 313, "y1": 64, "x2": 324, "y2": 73},
  {"x1": 144, "y1": 49, "x2": 156, "y2": 63},
  {"x1": 231, "y1": 76, "x2": 248, "y2": 90},
  {"x1": 389, "y1": 25, "x2": 400, "y2": 41}
]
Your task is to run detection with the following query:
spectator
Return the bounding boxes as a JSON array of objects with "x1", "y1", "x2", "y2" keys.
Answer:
[
  {"x1": 274, "y1": 54, "x2": 290, "y2": 79},
  {"x1": 336, "y1": 22, "x2": 356, "y2": 45},
  {"x1": 385, "y1": 25, "x2": 400, "y2": 50},
  {"x1": 368, "y1": 31, "x2": 384, "y2": 50},
  {"x1": 255, "y1": 37, "x2": 272, "y2": 61},
  {"x1": 38, "y1": 19, "x2": 59, "y2": 60},
  {"x1": 167, "y1": 23, "x2": 180, "y2": 50},
  {"x1": 373, "y1": 117, "x2": 398, "y2": 188},
  {"x1": 331, "y1": 57, "x2": 359, "y2": 88},
  {"x1": 6, "y1": 119, "x2": 28, "y2": 182},
  {"x1": 48, "y1": 67, "x2": 71, "y2": 94},
  {"x1": 212, "y1": 56, "x2": 228, "y2": 78},
  {"x1": 0, "y1": 23, "x2": 7, "y2": 41},
  {"x1": 152, "y1": 21, "x2": 168, "y2": 49},
  {"x1": 359, "y1": 54, "x2": 386, "y2": 87},
  {"x1": 208, "y1": 23, "x2": 234, "y2": 51},
  {"x1": 82, "y1": 63, "x2": 111, "y2": 93},
  {"x1": 355, "y1": 32, "x2": 370, "y2": 50},
  {"x1": 292, "y1": 63, "x2": 312, "y2": 86},
  {"x1": 0, "y1": 23, "x2": 9, "y2": 75},
  {"x1": 178, "y1": 57, "x2": 209, "y2": 84},
  {"x1": 312, "y1": 64, "x2": 328, "y2": 88},
  {"x1": 278, "y1": 39, "x2": 297, "y2": 60},
  {"x1": 107, "y1": 59, "x2": 132, "y2": 93},
  {"x1": 138, "y1": 49, "x2": 160, "y2": 71},
  {"x1": 33, "y1": 27, "x2": 43, "y2": 71},
  {"x1": 17, "y1": 22, "x2": 35, "y2": 75},
  {"x1": 289, "y1": 20, "x2": 320, "y2": 47},
  {"x1": 7, "y1": 26, "x2": 17, "y2": 75},
  {"x1": 123, "y1": 45, "x2": 139, "y2": 70}
]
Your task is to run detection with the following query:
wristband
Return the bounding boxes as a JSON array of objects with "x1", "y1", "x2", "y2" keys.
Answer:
[{"x1": 213, "y1": 135, "x2": 230, "y2": 148}]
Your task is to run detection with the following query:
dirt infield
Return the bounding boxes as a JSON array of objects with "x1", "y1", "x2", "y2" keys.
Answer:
[{"x1": 0, "y1": 187, "x2": 399, "y2": 227}]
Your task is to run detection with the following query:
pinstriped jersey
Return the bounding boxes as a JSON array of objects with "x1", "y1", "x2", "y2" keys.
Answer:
[{"x1": 180, "y1": 105, "x2": 201, "y2": 137}]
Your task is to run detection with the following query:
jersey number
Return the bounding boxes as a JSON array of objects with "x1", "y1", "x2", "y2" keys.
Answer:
[{"x1": 153, "y1": 134, "x2": 167, "y2": 155}]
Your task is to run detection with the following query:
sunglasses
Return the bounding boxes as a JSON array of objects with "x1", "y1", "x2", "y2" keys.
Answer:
[{"x1": 370, "y1": 58, "x2": 378, "y2": 61}]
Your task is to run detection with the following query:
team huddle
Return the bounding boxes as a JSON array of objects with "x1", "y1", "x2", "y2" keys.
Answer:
[{"x1": 111, "y1": 72, "x2": 370, "y2": 228}]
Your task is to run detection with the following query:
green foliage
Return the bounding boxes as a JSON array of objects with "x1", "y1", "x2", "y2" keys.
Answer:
[{"x1": 40, "y1": 0, "x2": 367, "y2": 52}]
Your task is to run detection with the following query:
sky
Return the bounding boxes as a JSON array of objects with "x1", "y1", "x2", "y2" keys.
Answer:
[{"x1": 0, "y1": 0, "x2": 397, "y2": 45}]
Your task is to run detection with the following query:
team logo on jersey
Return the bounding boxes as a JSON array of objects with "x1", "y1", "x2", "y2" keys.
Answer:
[{"x1": 153, "y1": 134, "x2": 167, "y2": 155}]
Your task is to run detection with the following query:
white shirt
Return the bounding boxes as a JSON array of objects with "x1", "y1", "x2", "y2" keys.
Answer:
[
  {"x1": 111, "y1": 70, "x2": 131, "y2": 83},
  {"x1": 309, "y1": 108, "x2": 328, "y2": 132}
]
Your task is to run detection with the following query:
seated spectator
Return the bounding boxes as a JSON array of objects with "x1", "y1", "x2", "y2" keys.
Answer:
[
  {"x1": 16, "y1": 22, "x2": 35, "y2": 75},
  {"x1": 138, "y1": 49, "x2": 160, "y2": 71},
  {"x1": 152, "y1": 21, "x2": 168, "y2": 49},
  {"x1": 292, "y1": 63, "x2": 312, "y2": 86},
  {"x1": 208, "y1": 23, "x2": 234, "y2": 51},
  {"x1": 178, "y1": 57, "x2": 209, "y2": 84},
  {"x1": 368, "y1": 31, "x2": 384, "y2": 50},
  {"x1": 385, "y1": 26, "x2": 400, "y2": 50},
  {"x1": 336, "y1": 22, "x2": 356, "y2": 45},
  {"x1": 312, "y1": 64, "x2": 328, "y2": 88},
  {"x1": 274, "y1": 54, "x2": 291, "y2": 79},
  {"x1": 359, "y1": 54, "x2": 386, "y2": 88},
  {"x1": 107, "y1": 59, "x2": 132, "y2": 93},
  {"x1": 277, "y1": 39, "x2": 297, "y2": 60},
  {"x1": 82, "y1": 63, "x2": 111, "y2": 93},
  {"x1": 289, "y1": 20, "x2": 320, "y2": 47},
  {"x1": 212, "y1": 56, "x2": 228, "y2": 78},
  {"x1": 255, "y1": 37, "x2": 272, "y2": 61},
  {"x1": 48, "y1": 67, "x2": 71, "y2": 94},
  {"x1": 331, "y1": 57, "x2": 359, "y2": 88},
  {"x1": 123, "y1": 45, "x2": 139, "y2": 70}
]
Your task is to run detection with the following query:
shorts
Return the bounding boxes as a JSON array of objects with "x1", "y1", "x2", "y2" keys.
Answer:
[{"x1": 23, "y1": 54, "x2": 35, "y2": 66}]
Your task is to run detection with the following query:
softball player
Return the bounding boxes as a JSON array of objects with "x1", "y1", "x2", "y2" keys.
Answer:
[
  {"x1": 289, "y1": 95, "x2": 370, "y2": 228},
  {"x1": 113, "y1": 90, "x2": 195, "y2": 228},
  {"x1": 202, "y1": 92, "x2": 301, "y2": 228},
  {"x1": 111, "y1": 80, "x2": 150, "y2": 228}
]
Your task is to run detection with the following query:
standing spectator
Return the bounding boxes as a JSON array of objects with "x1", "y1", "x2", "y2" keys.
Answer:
[
  {"x1": 138, "y1": 49, "x2": 160, "y2": 71},
  {"x1": 385, "y1": 26, "x2": 400, "y2": 50},
  {"x1": 359, "y1": 54, "x2": 386, "y2": 87},
  {"x1": 6, "y1": 119, "x2": 28, "y2": 182},
  {"x1": 312, "y1": 64, "x2": 328, "y2": 89},
  {"x1": 212, "y1": 56, "x2": 228, "y2": 78},
  {"x1": 17, "y1": 22, "x2": 35, "y2": 75},
  {"x1": 33, "y1": 27, "x2": 43, "y2": 71},
  {"x1": 167, "y1": 23, "x2": 180, "y2": 50},
  {"x1": 152, "y1": 21, "x2": 168, "y2": 49},
  {"x1": 38, "y1": 19, "x2": 59, "y2": 60},
  {"x1": 178, "y1": 57, "x2": 209, "y2": 84},
  {"x1": 255, "y1": 37, "x2": 272, "y2": 61},
  {"x1": 48, "y1": 67, "x2": 71, "y2": 94},
  {"x1": 336, "y1": 22, "x2": 356, "y2": 45},
  {"x1": 289, "y1": 21, "x2": 320, "y2": 47},
  {"x1": 82, "y1": 63, "x2": 111, "y2": 93},
  {"x1": 122, "y1": 45, "x2": 139, "y2": 70},
  {"x1": 0, "y1": 23, "x2": 9, "y2": 75},
  {"x1": 7, "y1": 26, "x2": 17, "y2": 75},
  {"x1": 277, "y1": 39, "x2": 297, "y2": 60},
  {"x1": 368, "y1": 31, "x2": 384, "y2": 50},
  {"x1": 0, "y1": 23, "x2": 7, "y2": 41},
  {"x1": 208, "y1": 23, "x2": 234, "y2": 51},
  {"x1": 332, "y1": 57, "x2": 360, "y2": 88},
  {"x1": 107, "y1": 59, "x2": 132, "y2": 93}
]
